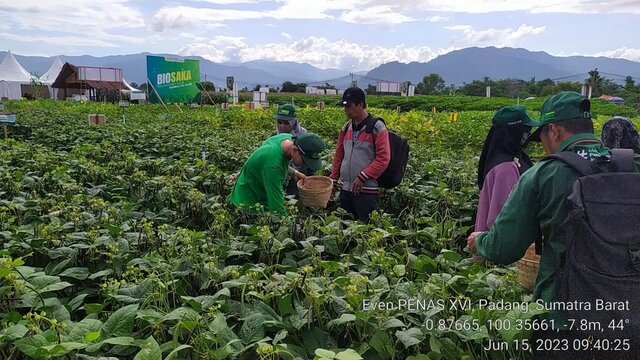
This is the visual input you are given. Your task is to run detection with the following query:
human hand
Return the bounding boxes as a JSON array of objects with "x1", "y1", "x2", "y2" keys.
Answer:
[
  {"x1": 352, "y1": 177, "x2": 364, "y2": 195},
  {"x1": 228, "y1": 172, "x2": 240, "y2": 185},
  {"x1": 294, "y1": 170, "x2": 307, "y2": 181},
  {"x1": 466, "y1": 231, "x2": 482, "y2": 255}
]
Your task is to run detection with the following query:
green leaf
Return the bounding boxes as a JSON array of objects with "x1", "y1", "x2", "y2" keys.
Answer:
[
  {"x1": 429, "y1": 335, "x2": 441, "y2": 354},
  {"x1": 335, "y1": 349, "x2": 363, "y2": 360},
  {"x1": 392, "y1": 265, "x2": 406, "y2": 277},
  {"x1": 59, "y1": 267, "x2": 90, "y2": 280},
  {"x1": 133, "y1": 336, "x2": 162, "y2": 360},
  {"x1": 278, "y1": 294, "x2": 294, "y2": 316},
  {"x1": 42, "y1": 342, "x2": 88, "y2": 357},
  {"x1": 273, "y1": 330, "x2": 287, "y2": 345},
  {"x1": 88, "y1": 269, "x2": 113, "y2": 280},
  {"x1": 320, "y1": 261, "x2": 341, "y2": 272},
  {"x1": 103, "y1": 224, "x2": 124, "y2": 236},
  {"x1": 84, "y1": 303, "x2": 103, "y2": 314},
  {"x1": 381, "y1": 318, "x2": 405, "y2": 329},
  {"x1": 28, "y1": 274, "x2": 60, "y2": 290},
  {"x1": 370, "y1": 330, "x2": 395, "y2": 359},
  {"x1": 370, "y1": 275, "x2": 389, "y2": 291},
  {"x1": 102, "y1": 304, "x2": 139, "y2": 337},
  {"x1": 40, "y1": 300, "x2": 71, "y2": 322},
  {"x1": 84, "y1": 331, "x2": 101, "y2": 343},
  {"x1": 85, "y1": 337, "x2": 137, "y2": 353},
  {"x1": 40, "y1": 281, "x2": 73, "y2": 293},
  {"x1": 164, "y1": 344, "x2": 192, "y2": 360},
  {"x1": 303, "y1": 327, "x2": 337, "y2": 354},
  {"x1": 440, "y1": 249, "x2": 461, "y2": 263},
  {"x1": 161, "y1": 307, "x2": 200, "y2": 323},
  {"x1": 327, "y1": 313, "x2": 356, "y2": 327},
  {"x1": 0, "y1": 324, "x2": 28, "y2": 341},
  {"x1": 406, "y1": 355, "x2": 430, "y2": 360},
  {"x1": 315, "y1": 348, "x2": 336, "y2": 358},
  {"x1": 68, "y1": 293, "x2": 89, "y2": 311},
  {"x1": 240, "y1": 313, "x2": 265, "y2": 343},
  {"x1": 45, "y1": 258, "x2": 72, "y2": 276},
  {"x1": 14, "y1": 334, "x2": 51, "y2": 359},
  {"x1": 395, "y1": 327, "x2": 424, "y2": 348}
]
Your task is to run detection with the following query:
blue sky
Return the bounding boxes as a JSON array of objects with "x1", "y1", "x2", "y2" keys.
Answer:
[{"x1": 1, "y1": 0, "x2": 638, "y2": 71}]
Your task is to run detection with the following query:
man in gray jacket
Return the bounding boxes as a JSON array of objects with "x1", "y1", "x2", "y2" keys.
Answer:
[{"x1": 330, "y1": 87, "x2": 390, "y2": 222}]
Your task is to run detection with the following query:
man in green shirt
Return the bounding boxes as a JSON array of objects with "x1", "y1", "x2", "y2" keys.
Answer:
[
  {"x1": 229, "y1": 132, "x2": 324, "y2": 216},
  {"x1": 467, "y1": 92, "x2": 640, "y2": 358}
]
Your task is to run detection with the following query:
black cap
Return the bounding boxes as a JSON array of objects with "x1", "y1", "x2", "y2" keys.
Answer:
[{"x1": 337, "y1": 87, "x2": 365, "y2": 106}]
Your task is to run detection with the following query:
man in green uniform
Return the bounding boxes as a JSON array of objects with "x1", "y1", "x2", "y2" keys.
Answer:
[
  {"x1": 467, "y1": 91, "x2": 640, "y2": 359},
  {"x1": 229, "y1": 132, "x2": 324, "y2": 216}
]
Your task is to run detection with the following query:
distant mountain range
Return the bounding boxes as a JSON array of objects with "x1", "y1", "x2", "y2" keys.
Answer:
[
  {"x1": 367, "y1": 47, "x2": 640, "y2": 86},
  {"x1": 3, "y1": 47, "x2": 639, "y2": 89}
]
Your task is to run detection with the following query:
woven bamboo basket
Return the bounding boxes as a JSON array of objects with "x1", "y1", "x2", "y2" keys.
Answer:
[
  {"x1": 297, "y1": 176, "x2": 333, "y2": 208},
  {"x1": 516, "y1": 244, "x2": 540, "y2": 293}
]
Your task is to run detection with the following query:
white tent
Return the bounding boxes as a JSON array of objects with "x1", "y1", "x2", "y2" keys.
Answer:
[
  {"x1": 40, "y1": 57, "x2": 64, "y2": 99},
  {"x1": 0, "y1": 51, "x2": 34, "y2": 100},
  {"x1": 122, "y1": 78, "x2": 138, "y2": 91},
  {"x1": 39, "y1": 57, "x2": 64, "y2": 84}
]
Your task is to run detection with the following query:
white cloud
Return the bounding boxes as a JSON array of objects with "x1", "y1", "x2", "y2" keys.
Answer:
[
  {"x1": 447, "y1": 24, "x2": 546, "y2": 47},
  {"x1": 0, "y1": 1, "x2": 145, "y2": 30},
  {"x1": 425, "y1": 15, "x2": 448, "y2": 22},
  {"x1": 367, "y1": 0, "x2": 640, "y2": 14},
  {"x1": 0, "y1": 32, "x2": 118, "y2": 48},
  {"x1": 340, "y1": 5, "x2": 415, "y2": 27},
  {"x1": 281, "y1": 32, "x2": 292, "y2": 39},
  {"x1": 152, "y1": 6, "x2": 264, "y2": 31},
  {"x1": 0, "y1": 1, "x2": 145, "y2": 50},
  {"x1": 593, "y1": 47, "x2": 640, "y2": 62},
  {"x1": 177, "y1": 35, "x2": 443, "y2": 70},
  {"x1": 193, "y1": 0, "x2": 263, "y2": 3}
]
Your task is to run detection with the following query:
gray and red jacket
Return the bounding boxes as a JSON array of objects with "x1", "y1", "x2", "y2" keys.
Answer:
[{"x1": 330, "y1": 115, "x2": 391, "y2": 194}]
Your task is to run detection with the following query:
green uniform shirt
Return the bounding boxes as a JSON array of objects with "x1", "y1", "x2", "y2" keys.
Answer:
[
  {"x1": 476, "y1": 133, "x2": 640, "y2": 323},
  {"x1": 229, "y1": 133, "x2": 292, "y2": 216}
]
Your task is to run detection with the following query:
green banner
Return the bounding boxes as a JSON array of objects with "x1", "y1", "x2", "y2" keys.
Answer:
[{"x1": 146, "y1": 55, "x2": 200, "y2": 104}]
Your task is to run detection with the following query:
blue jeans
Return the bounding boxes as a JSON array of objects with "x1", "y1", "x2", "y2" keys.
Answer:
[{"x1": 339, "y1": 190, "x2": 378, "y2": 222}]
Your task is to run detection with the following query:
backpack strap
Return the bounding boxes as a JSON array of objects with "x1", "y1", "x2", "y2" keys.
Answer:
[
  {"x1": 535, "y1": 151, "x2": 598, "y2": 255},
  {"x1": 365, "y1": 117, "x2": 384, "y2": 134},
  {"x1": 341, "y1": 120, "x2": 351, "y2": 132},
  {"x1": 611, "y1": 148, "x2": 636, "y2": 172},
  {"x1": 542, "y1": 151, "x2": 599, "y2": 176}
]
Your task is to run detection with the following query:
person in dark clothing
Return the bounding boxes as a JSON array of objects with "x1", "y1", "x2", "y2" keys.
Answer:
[{"x1": 601, "y1": 116, "x2": 640, "y2": 154}]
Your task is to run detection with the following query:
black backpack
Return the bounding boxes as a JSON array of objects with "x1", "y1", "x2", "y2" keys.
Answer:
[
  {"x1": 540, "y1": 149, "x2": 640, "y2": 339},
  {"x1": 363, "y1": 118, "x2": 409, "y2": 189}
]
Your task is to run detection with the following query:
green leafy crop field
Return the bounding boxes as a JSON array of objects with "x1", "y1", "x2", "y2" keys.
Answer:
[{"x1": 0, "y1": 99, "x2": 637, "y2": 359}]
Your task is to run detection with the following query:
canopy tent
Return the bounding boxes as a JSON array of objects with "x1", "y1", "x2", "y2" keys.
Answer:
[
  {"x1": 38, "y1": 57, "x2": 65, "y2": 99},
  {"x1": 0, "y1": 51, "x2": 35, "y2": 99},
  {"x1": 39, "y1": 57, "x2": 64, "y2": 84},
  {"x1": 122, "y1": 78, "x2": 137, "y2": 91}
]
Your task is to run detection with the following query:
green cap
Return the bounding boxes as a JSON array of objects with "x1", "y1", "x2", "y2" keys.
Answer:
[
  {"x1": 528, "y1": 91, "x2": 592, "y2": 142},
  {"x1": 275, "y1": 104, "x2": 296, "y2": 121},
  {"x1": 293, "y1": 132, "x2": 324, "y2": 172},
  {"x1": 492, "y1": 105, "x2": 539, "y2": 127}
]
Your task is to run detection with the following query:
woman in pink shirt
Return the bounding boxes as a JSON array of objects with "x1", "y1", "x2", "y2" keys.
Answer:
[{"x1": 475, "y1": 105, "x2": 539, "y2": 232}]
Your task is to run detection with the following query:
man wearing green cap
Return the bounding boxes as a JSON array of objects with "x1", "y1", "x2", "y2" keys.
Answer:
[
  {"x1": 467, "y1": 91, "x2": 640, "y2": 358},
  {"x1": 229, "y1": 132, "x2": 324, "y2": 216}
]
